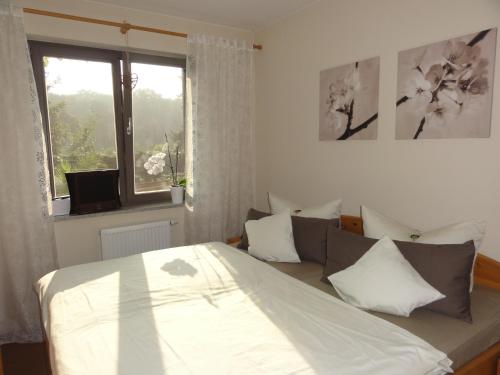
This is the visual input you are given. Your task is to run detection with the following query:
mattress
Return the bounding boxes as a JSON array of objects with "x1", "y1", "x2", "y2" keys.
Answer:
[
  {"x1": 269, "y1": 261, "x2": 500, "y2": 369},
  {"x1": 36, "y1": 242, "x2": 452, "y2": 375}
]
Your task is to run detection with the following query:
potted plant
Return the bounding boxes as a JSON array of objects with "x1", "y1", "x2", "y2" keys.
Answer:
[{"x1": 144, "y1": 134, "x2": 184, "y2": 204}]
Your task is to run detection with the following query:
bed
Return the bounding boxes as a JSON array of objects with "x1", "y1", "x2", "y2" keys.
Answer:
[
  {"x1": 36, "y1": 216, "x2": 500, "y2": 375},
  {"x1": 326, "y1": 216, "x2": 500, "y2": 374},
  {"x1": 268, "y1": 261, "x2": 500, "y2": 371}
]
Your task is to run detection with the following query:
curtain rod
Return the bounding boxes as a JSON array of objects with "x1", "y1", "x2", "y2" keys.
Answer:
[{"x1": 23, "y1": 7, "x2": 263, "y2": 50}]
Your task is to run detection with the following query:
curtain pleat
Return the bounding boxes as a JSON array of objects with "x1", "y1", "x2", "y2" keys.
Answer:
[
  {"x1": 185, "y1": 34, "x2": 255, "y2": 244},
  {"x1": 0, "y1": 3, "x2": 58, "y2": 344}
]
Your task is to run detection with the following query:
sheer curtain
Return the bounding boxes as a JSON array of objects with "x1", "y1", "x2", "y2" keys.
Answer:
[
  {"x1": 0, "y1": 3, "x2": 58, "y2": 344},
  {"x1": 185, "y1": 34, "x2": 255, "y2": 244}
]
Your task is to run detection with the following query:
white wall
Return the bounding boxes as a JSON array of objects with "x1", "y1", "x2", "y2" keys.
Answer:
[
  {"x1": 54, "y1": 207, "x2": 185, "y2": 268},
  {"x1": 14, "y1": 0, "x2": 254, "y2": 267},
  {"x1": 17, "y1": 0, "x2": 253, "y2": 54},
  {"x1": 255, "y1": 0, "x2": 500, "y2": 260}
]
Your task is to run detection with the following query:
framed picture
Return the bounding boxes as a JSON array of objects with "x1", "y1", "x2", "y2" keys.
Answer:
[
  {"x1": 396, "y1": 28, "x2": 497, "y2": 139},
  {"x1": 319, "y1": 56, "x2": 379, "y2": 140}
]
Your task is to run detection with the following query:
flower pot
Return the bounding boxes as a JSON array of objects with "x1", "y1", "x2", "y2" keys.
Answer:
[
  {"x1": 52, "y1": 197, "x2": 71, "y2": 216},
  {"x1": 170, "y1": 185, "x2": 184, "y2": 204}
]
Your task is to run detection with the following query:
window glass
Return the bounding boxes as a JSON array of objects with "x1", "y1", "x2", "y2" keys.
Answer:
[
  {"x1": 131, "y1": 62, "x2": 184, "y2": 194},
  {"x1": 44, "y1": 57, "x2": 118, "y2": 197},
  {"x1": 31, "y1": 42, "x2": 186, "y2": 205}
]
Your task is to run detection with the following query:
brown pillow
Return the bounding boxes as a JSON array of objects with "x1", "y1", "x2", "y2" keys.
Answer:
[
  {"x1": 323, "y1": 226, "x2": 475, "y2": 322},
  {"x1": 238, "y1": 208, "x2": 340, "y2": 264}
]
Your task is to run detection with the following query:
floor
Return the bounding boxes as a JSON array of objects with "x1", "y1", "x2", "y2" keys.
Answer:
[{"x1": 1, "y1": 343, "x2": 50, "y2": 375}]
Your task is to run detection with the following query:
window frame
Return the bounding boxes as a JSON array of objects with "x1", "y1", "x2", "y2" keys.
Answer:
[
  {"x1": 29, "y1": 41, "x2": 186, "y2": 206},
  {"x1": 123, "y1": 52, "x2": 186, "y2": 205}
]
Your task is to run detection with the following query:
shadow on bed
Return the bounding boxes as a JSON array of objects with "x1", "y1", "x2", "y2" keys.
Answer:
[{"x1": 162, "y1": 258, "x2": 197, "y2": 277}]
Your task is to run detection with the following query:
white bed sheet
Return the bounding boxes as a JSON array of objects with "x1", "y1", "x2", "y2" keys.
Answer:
[{"x1": 36, "y1": 242, "x2": 452, "y2": 375}]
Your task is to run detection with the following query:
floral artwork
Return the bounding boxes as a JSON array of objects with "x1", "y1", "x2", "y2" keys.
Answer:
[
  {"x1": 319, "y1": 57, "x2": 379, "y2": 140},
  {"x1": 396, "y1": 29, "x2": 497, "y2": 139}
]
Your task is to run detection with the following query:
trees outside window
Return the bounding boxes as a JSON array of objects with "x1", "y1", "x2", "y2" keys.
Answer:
[{"x1": 30, "y1": 42, "x2": 185, "y2": 205}]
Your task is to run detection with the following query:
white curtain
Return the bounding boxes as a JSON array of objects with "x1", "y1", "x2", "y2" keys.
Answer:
[
  {"x1": 185, "y1": 34, "x2": 255, "y2": 244},
  {"x1": 0, "y1": 3, "x2": 58, "y2": 344}
]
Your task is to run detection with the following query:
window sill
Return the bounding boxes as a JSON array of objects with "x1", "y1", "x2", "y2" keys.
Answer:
[{"x1": 52, "y1": 202, "x2": 183, "y2": 222}]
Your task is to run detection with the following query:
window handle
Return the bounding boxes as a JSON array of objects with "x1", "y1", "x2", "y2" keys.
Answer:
[{"x1": 126, "y1": 117, "x2": 132, "y2": 136}]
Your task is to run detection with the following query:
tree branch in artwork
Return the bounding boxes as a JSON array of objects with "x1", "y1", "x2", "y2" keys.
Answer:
[
  {"x1": 326, "y1": 61, "x2": 379, "y2": 140},
  {"x1": 337, "y1": 110, "x2": 378, "y2": 140},
  {"x1": 396, "y1": 96, "x2": 409, "y2": 106},
  {"x1": 395, "y1": 29, "x2": 492, "y2": 139},
  {"x1": 468, "y1": 29, "x2": 490, "y2": 47},
  {"x1": 413, "y1": 117, "x2": 426, "y2": 139}
]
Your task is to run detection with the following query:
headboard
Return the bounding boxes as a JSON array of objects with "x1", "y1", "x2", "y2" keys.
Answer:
[
  {"x1": 339, "y1": 215, "x2": 500, "y2": 292},
  {"x1": 340, "y1": 215, "x2": 363, "y2": 235}
]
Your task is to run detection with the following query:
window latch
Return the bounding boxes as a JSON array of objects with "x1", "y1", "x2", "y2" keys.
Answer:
[{"x1": 126, "y1": 117, "x2": 132, "y2": 136}]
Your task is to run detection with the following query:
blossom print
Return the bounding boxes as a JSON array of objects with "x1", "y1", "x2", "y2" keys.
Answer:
[
  {"x1": 319, "y1": 57, "x2": 380, "y2": 140},
  {"x1": 396, "y1": 28, "x2": 496, "y2": 139}
]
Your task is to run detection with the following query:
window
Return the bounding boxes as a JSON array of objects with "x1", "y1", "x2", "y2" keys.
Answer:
[{"x1": 29, "y1": 41, "x2": 185, "y2": 205}]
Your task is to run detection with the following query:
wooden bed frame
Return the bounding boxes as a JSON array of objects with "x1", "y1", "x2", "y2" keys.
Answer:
[{"x1": 3, "y1": 215, "x2": 496, "y2": 375}]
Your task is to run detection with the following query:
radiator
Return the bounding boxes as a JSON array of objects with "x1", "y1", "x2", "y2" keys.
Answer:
[{"x1": 100, "y1": 221, "x2": 172, "y2": 260}]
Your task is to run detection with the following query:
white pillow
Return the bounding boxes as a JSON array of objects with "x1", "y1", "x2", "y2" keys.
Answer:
[
  {"x1": 328, "y1": 236, "x2": 445, "y2": 317},
  {"x1": 268, "y1": 192, "x2": 301, "y2": 214},
  {"x1": 418, "y1": 221, "x2": 486, "y2": 250},
  {"x1": 361, "y1": 205, "x2": 420, "y2": 241},
  {"x1": 268, "y1": 192, "x2": 342, "y2": 219},
  {"x1": 361, "y1": 206, "x2": 486, "y2": 249},
  {"x1": 361, "y1": 206, "x2": 486, "y2": 292},
  {"x1": 296, "y1": 199, "x2": 342, "y2": 219},
  {"x1": 245, "y1": 210, "x2": 300, "y2": 263}
]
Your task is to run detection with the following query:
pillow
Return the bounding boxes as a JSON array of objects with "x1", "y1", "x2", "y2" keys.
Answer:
[
  {"x1": 323, "y1": 226, "x2": 475, "y2": 322},
  {"x1": 268, "y1": 192, "x2": 342, "y2": 219},
  {"x1": 361, "y1": 206, "x2": 486, "y2": 250},
  {"x1": 291, "y1": 216, "x2": 338, "y2": 264},
  {"x1": 296, "y1": 199, "x2": 342, "y2": 219},
  {"x1": 238, "y1": 208, "x2": 270, "y2": 250},
  {"x1": 245, "y1": 211, "x2": 300, "y2": 263},
  {"x1": 418, "y1": 221, "x2": 487, "y2": 250},
  {"x1": 328, "y1": 236, "x2": 444, "y2": 317},
  {"x1": 239, "y1": 208, "x2": 339, "y2": 264},
  {"x1": 361, "y1": 205, "x2": 419, "y2": 240},
  {"x1": 268, "y1": 193, "x2": 301, "y2": 214},
  {"x1": 361, "y1": 206, "x2": 486, "y2": 291}
]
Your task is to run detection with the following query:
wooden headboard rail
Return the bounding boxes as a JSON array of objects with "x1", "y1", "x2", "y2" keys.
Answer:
[{"x1": 340, "y1": 215, "x2": 500, "y2": 292}]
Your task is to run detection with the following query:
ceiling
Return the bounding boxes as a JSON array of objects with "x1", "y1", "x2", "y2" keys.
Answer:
[{"x1": 89, "y1": 0, "x2": 318, "y2": 31}]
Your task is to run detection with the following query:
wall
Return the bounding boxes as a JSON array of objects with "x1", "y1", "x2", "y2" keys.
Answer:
[
  {"x1": 13, "y1": 0, "x2": 254, "y2": 267},
  {"x1": 54, "y1": 206, "x2": 185, "y2": 267},
  {"x1": 255, "y1": 0, "x2": 500, "y2": 260},
  {"x1": 16, "y1": 0, "x2": 253, "y2": 55}
]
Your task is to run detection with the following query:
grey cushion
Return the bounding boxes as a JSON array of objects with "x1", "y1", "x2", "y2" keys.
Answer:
[
  {"x1": 238, "y1": 208, "x2": 339, "y2": 264},
  {"x1": 323, "y1": 226, "x2": 475, "y2": 322}
]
